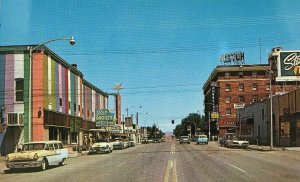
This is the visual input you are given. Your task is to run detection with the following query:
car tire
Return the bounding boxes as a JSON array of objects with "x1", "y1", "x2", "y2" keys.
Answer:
[
  {"x1": 59, "y1": 158, "x2": 65, "y2": 166},
  {"x1": 40, "y1": 158, "x2": 48, "y2": 171}
]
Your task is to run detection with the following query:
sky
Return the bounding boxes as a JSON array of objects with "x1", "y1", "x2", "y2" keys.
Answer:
[{"x1": 1, "y1": 0, "x2": 300, "y2": 132}]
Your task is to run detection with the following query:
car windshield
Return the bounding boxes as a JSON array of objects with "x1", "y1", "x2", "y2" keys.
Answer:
[
  {"x1": 22, "y1": 143, "x2": 45, "y2": 151},
  {"x1": 1, "y1": 1, "x2": 299, "y2": 181}
]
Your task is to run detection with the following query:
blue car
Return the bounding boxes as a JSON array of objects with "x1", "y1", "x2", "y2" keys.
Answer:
[{"x1": 196, "y1": 135, "x2": 208, "y2": 144}]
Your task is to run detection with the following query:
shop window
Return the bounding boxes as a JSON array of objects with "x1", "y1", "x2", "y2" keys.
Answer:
[
  {"x1": 15, "y1": 78, "x2": 24, "y2": 102},
  {"x1": 280, "y1": 122, "x2": 290, "y2": 138},
  {"x1": 297, "y1": 121, "x2": 300, "y2": 139}
]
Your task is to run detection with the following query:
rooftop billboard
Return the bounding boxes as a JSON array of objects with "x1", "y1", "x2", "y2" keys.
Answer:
[{"x1": 277, "y1": 51, "x2": 300, "y2": 81}]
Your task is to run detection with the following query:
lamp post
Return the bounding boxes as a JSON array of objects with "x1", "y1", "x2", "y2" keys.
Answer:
[
  {"x1": 263, "y1": 69, "x2": 273, "y2": 150},
  {"x1": 28, "y1": 36, "x2": 75, "y2": 142}
]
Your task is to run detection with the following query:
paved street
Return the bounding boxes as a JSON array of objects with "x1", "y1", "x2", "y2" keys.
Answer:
[{"x1": 0, "y1": 140, "x2": 299, "y2": 182}]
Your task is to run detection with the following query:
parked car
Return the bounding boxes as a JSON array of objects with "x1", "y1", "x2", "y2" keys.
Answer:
[
  {"x1": 141, "y1": 138, "x2": 149, "y2": 144},
  {"x1": 196, "y1": 135, "x2": 208, "y2": 144},
  {"x1": 112, "y1": 138, "x2": 125, "y2": 150},
  {"x1": 89, "y1": 138, "x2": 113, "y2": 154},
  {"x1": 5, "y1": 141, "x2": 68, "y2": 171},
  {"x1": 219, "y1": 133, "x2": 235, "y2": 147},
  {"x1": 129, "y1": 140, "x2": 136, "y2": 147},
  {"x1": 148, "y1": 138, "x2": 154, "y2": 143},
  {"x1": 179, "y1": 136, "x2": 190, "y2": 144},
  {"x1": 153, "y1": 139, "x2": 161, "y2": 143},
  {"x1": 225, "y1": 136, "x2": 249, "y2": 149}
]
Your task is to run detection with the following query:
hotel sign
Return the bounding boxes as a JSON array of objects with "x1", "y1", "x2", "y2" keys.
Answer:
[
  {"x1": 277, "y1": 51, "x2": 300, "y2": 81},
  {"x1": 234, "y1": 103, "x2": 245, "y2": 109}
]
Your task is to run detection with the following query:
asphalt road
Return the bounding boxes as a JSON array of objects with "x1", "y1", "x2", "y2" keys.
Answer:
[{"x1": 0, "y1": 140, "x2": 299, "y2": 182}]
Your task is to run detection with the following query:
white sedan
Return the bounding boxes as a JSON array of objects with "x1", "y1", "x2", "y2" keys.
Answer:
[{"x1": 89, "y1": 139, "x2": 113, "y2": 154}]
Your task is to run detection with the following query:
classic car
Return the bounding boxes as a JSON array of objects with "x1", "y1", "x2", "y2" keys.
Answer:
[
  {"x1": 179, "y1": 136, "x2": 190, "y2": 144},
  {"x1": 225, "y1": 136, "x2": 249, "y2": 149},
  {"x1": 89, "y1": 139, "x2": 113, "y2": 154},
  {"x1": 219, "y1": 133, "x2": 236, "y2": 147},
  {"x1": 112, "y1": 138, "x2": 125, "y2": 150},
  {"x1": 6, "y1": 141, "x2": 68, "y2": 171},
  {"x1": 196, "y1": 135, "x2": 208, "y2": 144}
]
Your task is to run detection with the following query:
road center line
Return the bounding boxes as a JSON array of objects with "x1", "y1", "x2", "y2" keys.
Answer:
[
  {"x1": 164, "y1": 160, "x2": 171, "y2": 182},
  {"x1": 227, "y1": 163, "x2": 247, "y2": 174},
  {"x1": 173, "y1": 160, "x2": 178, "y2": 182}
]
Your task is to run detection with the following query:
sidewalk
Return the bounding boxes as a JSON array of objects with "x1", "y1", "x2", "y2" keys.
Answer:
[{"x1": 248, "y1": 145, "x2": 300, "y2": 151}]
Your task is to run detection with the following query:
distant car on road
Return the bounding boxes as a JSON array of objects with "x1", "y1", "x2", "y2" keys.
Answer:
[
  {"x1": 141, "y1": 138, "x2": 149, "y2": 144},
  {"x1": 179, "y1": 136, "x2": 190, "y2": 144},
  {"x1": 112, "y1": 138, "x2": 125, "y2": 150},
  {"x1": 225, "y1": 136, "x2": 249, "y2": 149},
  {"x1": 196, "y1": 135, "x2": 208, "y2": 144}
]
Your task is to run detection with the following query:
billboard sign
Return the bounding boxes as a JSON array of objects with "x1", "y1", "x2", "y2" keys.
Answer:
[
  {"x1": 277, "y1": 51, "x2": 300, "y2": 81},
  {"x1": 220, "y1": 51, "x2": 245, "y2": 65}
]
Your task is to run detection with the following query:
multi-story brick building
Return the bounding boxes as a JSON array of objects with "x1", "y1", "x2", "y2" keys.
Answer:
[
  {"x1": 0, "y1": 45, "x2": 111, "y2": 155},
  {"x1": 203, "y1": 64, "x2": 272, "y2": 138}
]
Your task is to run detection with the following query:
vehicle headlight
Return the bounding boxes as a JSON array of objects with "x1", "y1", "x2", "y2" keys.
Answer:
[{"x1": 33, "y1": 153, "x2": 39, "y2": 160}]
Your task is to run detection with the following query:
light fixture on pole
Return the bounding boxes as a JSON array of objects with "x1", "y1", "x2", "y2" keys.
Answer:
[{"x1": 28, "y1": 36, "x2": 75, "y2": 142}]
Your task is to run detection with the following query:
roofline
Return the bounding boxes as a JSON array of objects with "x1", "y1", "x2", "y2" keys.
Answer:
[
  {"x1": 83, "y1": 79, "x2": 109, "y2": 97},
  {"x1": 202, "y1": 64, "x2": 271, "y2": 90}
]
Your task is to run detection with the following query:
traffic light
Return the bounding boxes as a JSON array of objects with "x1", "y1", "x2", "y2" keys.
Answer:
[{"x1": 172, "y1": 120, "x2": 174, "y2": 124}]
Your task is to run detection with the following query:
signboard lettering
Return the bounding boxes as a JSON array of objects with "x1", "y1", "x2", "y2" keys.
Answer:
[{"x1": 277, "y1": 51, "x2": 300, "y2": 81}]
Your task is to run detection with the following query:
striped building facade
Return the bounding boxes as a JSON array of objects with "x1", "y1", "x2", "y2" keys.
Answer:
[{"x1": 0, "y1": 46, "x2": 108, "y2": 155}]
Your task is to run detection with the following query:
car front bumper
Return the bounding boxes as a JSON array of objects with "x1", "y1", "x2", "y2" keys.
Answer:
[
  {"x1": 6, "y1": 160, "x2": 42, "y2": 169},
  {"x1": 89, "y1": 147, "x2": 110, "y2": 153}
]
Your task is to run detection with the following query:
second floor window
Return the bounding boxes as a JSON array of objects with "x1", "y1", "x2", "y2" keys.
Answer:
[{"x1": 15, "y1": 78, "x2": 24, "y2": 102}]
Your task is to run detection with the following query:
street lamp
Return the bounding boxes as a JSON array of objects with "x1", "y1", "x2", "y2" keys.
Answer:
[
  {"x1": 263, "y1": 69, "x2": 273, "y2": 150},
  {"x1": 28, "y1": 36, "x2": 75, "y2": 142}
]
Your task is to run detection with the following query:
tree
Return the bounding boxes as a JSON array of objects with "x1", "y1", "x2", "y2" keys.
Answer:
[{"x1": 173, "y1": 113, "x2": 205, "y2": 138}]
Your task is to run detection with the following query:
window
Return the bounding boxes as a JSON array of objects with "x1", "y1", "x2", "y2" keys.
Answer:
[
  {"x1": 225, "y1": 96, "x2": 231, "y2": 104},
  {"x1": 59, "y1": 98, "x2": 62, "y2": 107},
  {"x1": 225, "y1": 84, "x2": 231, "y2": 91},
  {"x1": 225, "y1": 108, "x2": 231, "y2": 115},
  {"x1": 252, "y1": 95, "x2": 258, "y2": 102},
  {"x1": 225, "y1": 72, "x2": 230, "y2": 79},
  {"x1": 74, "y1": 103, "x2": 76, "y2": 112},
  {"x1": 69, "y1": 101, "x2": 71, "y2": 110},
  {"x1": 78, "y1": 105, "x2": 81, "y2": 112},
  {"x1": 238, "y1": 71, "x2": 243, "y2": 78},
  {"x1": 7, "y1": 113, "x2": 24, "y2": 125},
  {"x1": 239, "y1": 84, "x2": 244, "y2": 91},
  {"x1": 266, "y1": 82, "x2": 270, "y2": 91},
  {"x1": 280, "y1": 122, "x2": 290, "y2": 138},
  {"x1": 252, "y1": 83, "x2": 258, "y2": 91},
  {"x1": 239, "y1": 95, "x2": 245, "y2": 103},
  {"x1": 15, "y1": 78, "x2": 24, "y2": 102},
  {"x1": 262, "y1": 109, "x2": 264, "y2": 120},
  {"x1": 252, "y1": 71, "x2": 257, "y2": 78}
]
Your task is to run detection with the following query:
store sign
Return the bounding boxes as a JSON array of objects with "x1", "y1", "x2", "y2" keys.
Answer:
[
  {"x1": 234, "y1": 103, "x2": 245, "y2": 109},
  {"x1": 210, "y1": 112, "x2": 219, "y2": 119},
  {"x1": 95, "y1": 109, "x2": 114, "y2": 127},
  {"x1": 277, "y1": 51, "x2": 300, "y2": 81}
]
